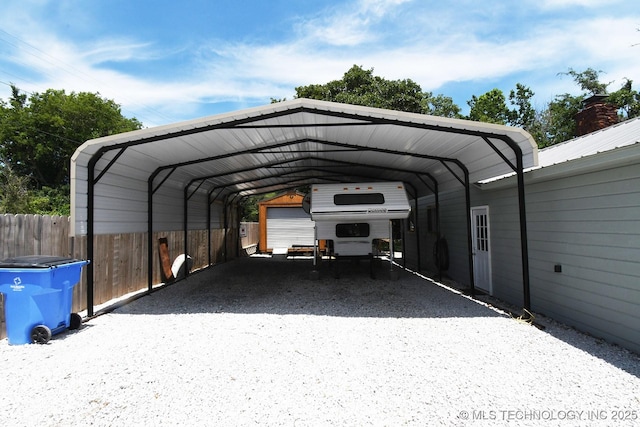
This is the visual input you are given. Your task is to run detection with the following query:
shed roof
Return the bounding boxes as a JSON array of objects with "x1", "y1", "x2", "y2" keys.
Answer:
[{"x1": 71, "y1": 98, "x2": 537, "y2": 236}]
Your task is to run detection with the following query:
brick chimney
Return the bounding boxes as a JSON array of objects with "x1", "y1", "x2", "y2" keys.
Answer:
[{"x1": 575, "y1": 94, "x2": 619, "y2": 136}]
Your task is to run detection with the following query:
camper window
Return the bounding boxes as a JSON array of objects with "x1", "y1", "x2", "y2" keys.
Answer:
[
  {"x1": 334, "y1": 193, "x2": 385, "y2": 205},
  {"x1": 336, "y1": 223, "x2": 370, "y2": 237}
]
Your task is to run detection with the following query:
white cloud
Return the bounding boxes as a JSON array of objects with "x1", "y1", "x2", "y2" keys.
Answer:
[
  {"x1": 537, "y1": 0, "x2": 625, "y2": 8},
  {"x1": 293, "y1": 0, "x2": 412, "y2": 46},
  {"x1": 1, "y1": 0, "x2": 639, "y2": 127},
  {"x1": 80, "y1": 40, "x2": 159, "y2": 64}
]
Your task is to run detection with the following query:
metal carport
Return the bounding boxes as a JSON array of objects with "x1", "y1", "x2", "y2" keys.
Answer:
[{"x1": 70, "y1": 98, "x2": 538, "y2": 316}]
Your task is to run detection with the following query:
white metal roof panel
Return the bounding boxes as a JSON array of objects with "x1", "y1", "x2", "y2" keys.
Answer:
[{"x1": 537, "y1": 116, "x2": 640, "y2": 168}]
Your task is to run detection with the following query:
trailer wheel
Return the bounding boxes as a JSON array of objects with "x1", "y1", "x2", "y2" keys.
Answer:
[
  {"x1": 69, "y1": 313, "x2": 82, "y2": 330},
  {"x1": 31, "y1": 325, "x2": 52, "y2": 344}
]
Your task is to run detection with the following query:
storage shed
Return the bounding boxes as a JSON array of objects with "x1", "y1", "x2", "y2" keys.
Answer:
[{"x1": 258, "y1": 191, "x2": 318, "y2": 254}]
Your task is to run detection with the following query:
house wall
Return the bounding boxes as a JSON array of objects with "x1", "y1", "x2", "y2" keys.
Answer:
[
  {"x1": 524, "y1": 161, "x2": 639, "y2": 353},
  {"x1": 479, "y1": 159, "x2": 639, "y2": 353},
  {"x1": 407, "y1": 152, "x2": 640, "y2": 354}
]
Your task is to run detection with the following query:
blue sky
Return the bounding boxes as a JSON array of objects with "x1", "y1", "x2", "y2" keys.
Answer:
[{"x1": 1, "y1": 0, "x2": 639, "y2": 127}]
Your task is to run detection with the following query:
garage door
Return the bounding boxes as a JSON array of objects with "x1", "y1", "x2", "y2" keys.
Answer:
[{"x1": 267, "y1": 207, "x2": 315, "y2": 250}]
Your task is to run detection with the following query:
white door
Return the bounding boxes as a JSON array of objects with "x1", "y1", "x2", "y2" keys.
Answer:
[{"x1": 471, "y1": 206, "x2": 492, "y2": 294}]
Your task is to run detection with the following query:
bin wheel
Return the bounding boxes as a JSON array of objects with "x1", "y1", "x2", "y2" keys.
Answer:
[
  {"x1": 31, "y1": 325, "x2": 52, "y2": 344},
  {"x1": 69, "y1": 313, "x2": 82, "y2": 330}
]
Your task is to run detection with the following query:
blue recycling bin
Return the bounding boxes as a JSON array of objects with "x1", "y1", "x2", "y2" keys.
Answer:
[{"x1": 0, "y1": 256, "x2": 89, "y2": 345}]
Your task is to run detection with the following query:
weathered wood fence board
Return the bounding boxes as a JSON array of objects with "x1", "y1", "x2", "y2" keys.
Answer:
[
  {"x1": 240, "y1": 222, "x2": 259, "y2": 250},
  {"x1": 1, "y1": 214, "x2": 258, "y2": 340}
]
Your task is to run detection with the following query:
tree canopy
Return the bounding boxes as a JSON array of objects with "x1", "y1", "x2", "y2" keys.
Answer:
[
  {"x1": 0, "y1": 86, "x2": 142, "y2": 188},
  {"x1": 295, "y1": 65, "x2": 462, "y2": 118},
  {"x1": 0, "y1": 86, "x2": 142, "y2": 214}
]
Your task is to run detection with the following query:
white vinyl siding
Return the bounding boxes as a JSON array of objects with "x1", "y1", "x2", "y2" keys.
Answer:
[
  {"x1": 412, "y1": 152, "x2": 640, "y2": 354},
  {"x1": 476, "y1": 160, "x2": 640, "y2": 353},
  {"x1": 523, "y1": 163, "x2": 640, "y2": 352},
  {"x1": 266, "y1": 208, "x2": 315, "y2": 250}
]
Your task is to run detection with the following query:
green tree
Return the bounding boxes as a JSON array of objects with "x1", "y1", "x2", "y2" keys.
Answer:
[
  {"x1": 561, "y1": 68, "x2": 610, "y2": 95},
  {"x1": 0, "y1": 85, "x2": 143, "y2": 214},
  {"x1": 0, "y1": 159, "x2": 32, "y2": 214},
  {"x1": 294, "y1": 65, "x2": 461, "y2": 117},
  {"x1": 467, "y1": 88, "x2": 510, "y2": 124},
  {"x1": 241, "y1": 192, "x2": 278, "y2": 222},
  {"x1": 0, "y1": 86, "x2": 142, "y2": 189},
  {"x1": 508, "y1": 83, "x2": 536, "y2": 129},
  {"x1": 537, "y1": 94, "x2": 585, "y2": 147},
  {"x1": 424, "y1": 93, "x2": 462, "y2": 118},
  {"x1": 608, "y1": 78, "x2": 640, "y2": 120}
]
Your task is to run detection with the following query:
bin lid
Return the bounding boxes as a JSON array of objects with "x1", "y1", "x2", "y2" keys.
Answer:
[{"x1": 0, "y1": 255, "x2": 81, "y2": 268}]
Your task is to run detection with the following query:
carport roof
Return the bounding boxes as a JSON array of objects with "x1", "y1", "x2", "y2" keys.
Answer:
[{"x1": 71, "y1": 98, "x2": 538, "y2": 231}]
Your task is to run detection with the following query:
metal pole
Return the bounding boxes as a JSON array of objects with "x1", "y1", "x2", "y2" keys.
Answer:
[
  {"x1": 87, "y1": 162, "x2": 95, "y2": 317},
  {"x1": 183, "y1": 185, "x2": 189, "y2": 278},
  {"x1": 516, "y1": 161, "x2": 531, "y2": 311},
  {"x1": 223, "y1": 198, "x2": 228, "y2": 263},
  {"x1": 401, "y1": 219, "x2": 406, "y2": 268},
  {"x1": 147, "y1": 178, "x2": 154, "y2": 292},
  {"x1": 313, "y1": 225, "x2": 318, "y2": 268},
  {"x1": 413, "y1": 196, "x2": 420, "y2": 271},
  {"x1": 207, "y1": 193, "x2": 212, "y2": 266},
  {"x1": 389, "y1": 220, "x2": 394, "y2": 271},
  {"x1": 464, "y1": 169, "x2": 475, "y2": 297},
  {"x1": 435, "y1": 186, "x2": 441, "y2": 282}
]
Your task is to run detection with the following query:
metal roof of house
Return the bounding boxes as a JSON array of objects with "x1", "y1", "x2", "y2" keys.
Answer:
[
  {"x1": 536, "y1": 116, "x2": 640, "y2": 168},
  {"x1": 71, "y1": 98, "x2": 538, "y2": 236},
  {"x1": 480, "y1": 117, "x2": 640, "y2": 185}
]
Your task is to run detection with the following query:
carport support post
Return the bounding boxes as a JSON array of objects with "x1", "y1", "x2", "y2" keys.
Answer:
[
  {"x1": 464, "y1": 169, "x2": 475, "y2": 298},
  {"x1": 388, "y1": 220, "x2": 394, "y2": 271},
  {"x1": 147, "y1": 178, "x2": 154, "y2": 292},
  {"x1": 235, "y1": 201, "x2": 242, "y2": 258},
  {"x1": 87, "y1": 159, "x2": 96, "y2": 317},
  {"x1": 413, "y1": 194, "x2": 420, "y2": 271},
  {"x1": 183, "y1": 185, "x2": 189, "y2": 278},
  {"x1": 309, "y1": 225, "x2": 320, "y2": 280},
  {"x1": 207, "y1": 194, "x2": 211, "y2": 266},
  {"x1": 223, "y1": 198, "x2": 228, "y2": 262},
  {"x1": 401, "y1": 219, "x2": 406, "y2": 268},
  {"x1": 516, "y1": 161, "x2": 531, "y2": 312},
  {"x1": 313, "y1": 225, "x2": 318, "y2": 268},
  {"x1": 435, "y1": 182, "x2": 441, "y2": 282}
]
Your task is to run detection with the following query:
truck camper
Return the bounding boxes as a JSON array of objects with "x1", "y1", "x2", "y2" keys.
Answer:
[{"x1": 309, "y1": 182, "x2": 411, "y2": 271}]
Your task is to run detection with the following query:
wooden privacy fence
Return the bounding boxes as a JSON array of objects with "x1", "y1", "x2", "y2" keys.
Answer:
[
  {"x1": 1, "y1": 214, "x2": 260, "y2": 340},
  {"x1": 240, "y1": 222, "x2": 259, "y2": 253}
]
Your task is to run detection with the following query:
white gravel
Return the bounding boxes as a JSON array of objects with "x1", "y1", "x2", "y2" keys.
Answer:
[{"x1": 2, "y1": 257, "x2": 639, "y2": 426}]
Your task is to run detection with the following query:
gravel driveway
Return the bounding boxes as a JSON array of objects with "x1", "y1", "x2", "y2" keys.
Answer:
[{"x1": 1, "y1": 256, "x2": 639, "y2": 426}]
